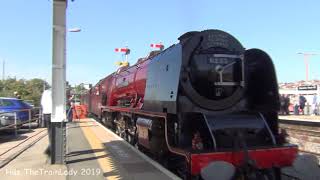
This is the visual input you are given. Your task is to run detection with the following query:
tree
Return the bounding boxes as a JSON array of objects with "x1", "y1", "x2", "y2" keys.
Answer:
[
  {"x1": 72, "y1": 84, "x2": 88, "y2": 101},
  {"x1": 0, "y1": 78, "x2": 50, "y2": 106}
]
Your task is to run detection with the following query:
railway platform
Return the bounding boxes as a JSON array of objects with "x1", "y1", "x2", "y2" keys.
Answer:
[
  {"x1": 0, "y1": 118, "x2": 180, "y2": 180},
  {"x1": 279, "y1": 115, "x2": 320, "y2": 123}
]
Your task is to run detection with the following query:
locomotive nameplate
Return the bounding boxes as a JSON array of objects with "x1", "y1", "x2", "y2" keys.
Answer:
[
  {"x1": 208, "y1": 57, "x2": 230, "y2": 64},
  {"x1": 206, "y1": 33, "x2": 229, "y2": 49}
]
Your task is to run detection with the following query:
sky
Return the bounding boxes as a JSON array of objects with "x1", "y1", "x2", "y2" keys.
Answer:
[{"x1": 0, "y1": 0, "x2": 319, "y2": 86}]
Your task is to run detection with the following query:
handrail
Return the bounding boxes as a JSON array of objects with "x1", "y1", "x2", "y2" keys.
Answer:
[
  {"x1": 0, "y1": 107, "x2": 41, "y2": 115},
  {"x1": 0, "y1": 117, "x2": 39, "y2": 131},
  {"x1": 0, "y1": 107, "x2": 42, "y2": 134}
]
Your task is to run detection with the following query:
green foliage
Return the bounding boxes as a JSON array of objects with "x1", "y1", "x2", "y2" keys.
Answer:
[
  {"x1": 0, "y1": 78, "x2": 50, "y2": 106},
  {"x1": 72, "y1": 84, "x2": 88, "y2": 101},
  {"x1": 73, "y1": 84, "x2": 87, "y2": 94}
]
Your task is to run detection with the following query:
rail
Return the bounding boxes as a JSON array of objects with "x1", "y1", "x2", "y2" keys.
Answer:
[
  {"x1": 279, "y1": 119, "x2": 320, "y2": 164},
  {"x1": 0, "y1": 107, "x2": 42, "y2": 136}
]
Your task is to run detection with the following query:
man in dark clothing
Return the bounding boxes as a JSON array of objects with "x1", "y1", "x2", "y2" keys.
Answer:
[
  {"x1": 284, "y1": 95, "x2": 290, "y2": 115},
  {"x1": 66, "y1": 95, "x2": 75, "y2": 122},
  {"x1": 279, "y1": 94, "x2": 285, "y2": 115},
  {"x1": 299, "y1": 95, "x2": 307, "y2": 115}
]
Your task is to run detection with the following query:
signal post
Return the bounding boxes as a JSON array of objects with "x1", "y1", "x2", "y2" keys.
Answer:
[{"x1": 115, "y1": 47, "x2": 130, "y2": 66}]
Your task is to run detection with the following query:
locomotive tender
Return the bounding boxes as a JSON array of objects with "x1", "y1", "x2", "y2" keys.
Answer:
[{"x1": 83, "y1": 29, "x2": 298, "y2": 179}]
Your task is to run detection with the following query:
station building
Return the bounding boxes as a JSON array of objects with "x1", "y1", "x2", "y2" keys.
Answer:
[{"x1": 279, "y1": 80, "x2": 320, "y2": 113}]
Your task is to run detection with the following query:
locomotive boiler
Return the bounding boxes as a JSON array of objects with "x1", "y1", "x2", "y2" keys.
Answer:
[{"x1": 84, "y1": 29, "x2": 298, "y2": 180}]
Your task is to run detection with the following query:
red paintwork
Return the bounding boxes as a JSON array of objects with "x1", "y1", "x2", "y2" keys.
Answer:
[
  {"x1": 87, "y1": 57, "x2": 151, "y2": 117},
  {"x1": 108, "y1": 59, "x2": 150, "y2": 107},
  {"x1": 101, "y1": 106, "x2": 167, "y2": 118},
  {"x1": 190, "y1": 146, "x2": 298, "y2": 175},
  {"x1": 89, "y1": 76, "x2": 110, "y2": 117},
  {"x1": 89, "y1": 79, "x2": 103, "y2": 117}
]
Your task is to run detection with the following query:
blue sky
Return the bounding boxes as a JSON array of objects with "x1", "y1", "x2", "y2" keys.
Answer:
[{"x1": 0, "y1": 0, "x2": 319, "y2": 86}]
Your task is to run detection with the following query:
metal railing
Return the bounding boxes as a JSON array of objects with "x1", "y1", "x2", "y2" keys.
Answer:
[
  {"x1": 0, "y1": 107, "x2": 42, "y2": 136},
  {"x1": 284, "y1": 104, "x2": 320, "y2": 115},
  {"x1": 304, "y1": 104, "x2": 320, "y2": 115}
]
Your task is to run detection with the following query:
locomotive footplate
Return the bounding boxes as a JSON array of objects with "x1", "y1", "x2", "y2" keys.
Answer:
[
  {"x1": 190, "y1": 145, "x2": 298, "y2": 176},
  {"x1": 187, "y1": 113, "x2": 299, "y2": 178}
]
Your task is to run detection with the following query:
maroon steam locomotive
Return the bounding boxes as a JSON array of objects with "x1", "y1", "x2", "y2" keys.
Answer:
[{"x1": 82, "y1": 29, "x2": 298, "y2": 180}]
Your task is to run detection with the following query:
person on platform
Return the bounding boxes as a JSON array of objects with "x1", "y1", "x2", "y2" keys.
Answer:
[
  {"x1": 284, "y1": 95, "x2": 290, "y2": 115},
  {"x1": 299, "y1": 94, "x2": 307, "y2": 115},
  {"x1": 312, "y1": 94, "x2": 318, "y2": 115},
  {"x1": 279, "y1": 94, "x2": 285, "y2": 115},
  {"x1": 41, "y1": 89, "x2": 52, "y2": 127},
  {"x1": 40, "y1": 88, "x2": 52, "y2": 156},
  {"x1": 66, "y1": 95, "x2": 75, "y2": 122},
  {"x1": 14, "y1": 91, "x2": 21, "y2": 99},
  {"x1": 293, "y1": 95, "x2": 300, "y2": 115}
]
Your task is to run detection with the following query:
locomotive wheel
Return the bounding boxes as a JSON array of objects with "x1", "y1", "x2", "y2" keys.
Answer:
[
  {"x1": 115, "y1": 115, "x2": 125, "y2": 137},
  {"x1": 116, "y1": 125, "x2": 126, "y2": 139},
  {"x1": 125, "y1": 132, "x2": 136, "y2": 145},
  {"x1": 126, "y1": 133, "x2": 133, "y2": 144},
  {"x1": 101, "y1": 115, "x2": 106, "y2": 125}
]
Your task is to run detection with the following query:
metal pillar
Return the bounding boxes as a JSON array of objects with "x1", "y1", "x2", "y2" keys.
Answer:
[
  {"x1": 297, "y1": 52, "x2": 318, "y2": 82},
  {"x1": 2, "y1": 60, "x2": 5, "y2": 81},
  {"x1": 51, "y1": 0, "x2": 67, "y2": 164},
  {"x1": 304, "y1": 55, "x2": 309, "y2": 82}
]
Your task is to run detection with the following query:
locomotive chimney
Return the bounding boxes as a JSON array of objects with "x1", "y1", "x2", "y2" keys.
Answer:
[{"x1": 178, "y1": 31, "x2": 199, "y2": 42}]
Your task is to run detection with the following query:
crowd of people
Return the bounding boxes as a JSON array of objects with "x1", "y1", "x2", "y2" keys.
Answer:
[{"x1": 279, "y1": 94, "x2": 319, "y2": 115}]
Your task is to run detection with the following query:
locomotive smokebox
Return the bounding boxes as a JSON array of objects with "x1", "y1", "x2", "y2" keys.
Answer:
[
  {"x1": 144, "y1": 30, "x2": 248, "y2": 113},
  {"x1": 180, "y1": 30, "x2": 246, "y2": 110}
]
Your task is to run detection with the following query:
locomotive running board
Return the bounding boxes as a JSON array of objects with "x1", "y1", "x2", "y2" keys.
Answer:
[
  {"x1": 101, "y1": 105, "x2": 190, "y2": 158},
  {"x1": 101, "y1": 105, "x2": 167, "y2": 118}
]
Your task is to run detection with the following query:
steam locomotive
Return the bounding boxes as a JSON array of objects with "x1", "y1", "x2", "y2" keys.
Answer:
[{"x1": 82, "y1": 29, "x2": 298, "y2": 180}]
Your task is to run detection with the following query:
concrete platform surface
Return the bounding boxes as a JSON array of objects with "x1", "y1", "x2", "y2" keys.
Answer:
[
  {"x1": 0, "y1": 118, "x2": 180, "y2": 180},
  {"x1": 0, "y1": 135, "x2": 67, "y2": 180},
  {"x1": 279, "y1": 115, "x2": 320, "y2": 122},
  {"x1": 67, "y1": 118, "x2": 180, "y2": 180}
]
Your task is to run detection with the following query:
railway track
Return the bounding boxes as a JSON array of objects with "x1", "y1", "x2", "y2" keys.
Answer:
[
  {"x1": 279, "y1": 119, "x2": 320, "y2": 162},
  {"x1": 0, "y1": 129, "x2": 47, "y2": 168}
]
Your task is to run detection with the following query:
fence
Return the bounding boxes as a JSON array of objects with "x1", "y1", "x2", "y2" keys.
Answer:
[
  {"x1": 287, "y1": 103, "x2": 320, "y2": 115},
  {"x1": 304, "y1": 104, "x2": 320, "y2": 115},
  {"x1": 0, "y1": 107, "x2": 42, "y2": 136}
]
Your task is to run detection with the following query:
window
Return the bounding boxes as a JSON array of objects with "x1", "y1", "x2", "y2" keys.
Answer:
[
  {"x1": 0, "y1": 99, "x2": 15, "y2": 107},
  {"x1": 17, "y1": 100, "x2": 31, "y2": 108}
]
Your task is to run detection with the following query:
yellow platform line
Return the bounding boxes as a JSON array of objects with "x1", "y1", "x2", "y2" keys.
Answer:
[{"x1": 80, "y1": 121, "x2": 121, "y2": 180}]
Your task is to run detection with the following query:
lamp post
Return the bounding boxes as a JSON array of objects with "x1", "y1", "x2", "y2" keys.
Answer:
[
  {"x1": 51, "y1": 0, "x2": 82, "y2": 164},
  {"x1": 297, "y1": 52, "x2": 318, "y2": 82},
  {"x1": 51, "y1": 0, "x2": 67, "y2": 165},
  {"x1": 2, "y1": 59, "x2": 5, "y2": 81},
  {"x1": 68, "y1": 28, "x2": 81, "y2": 32}
]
